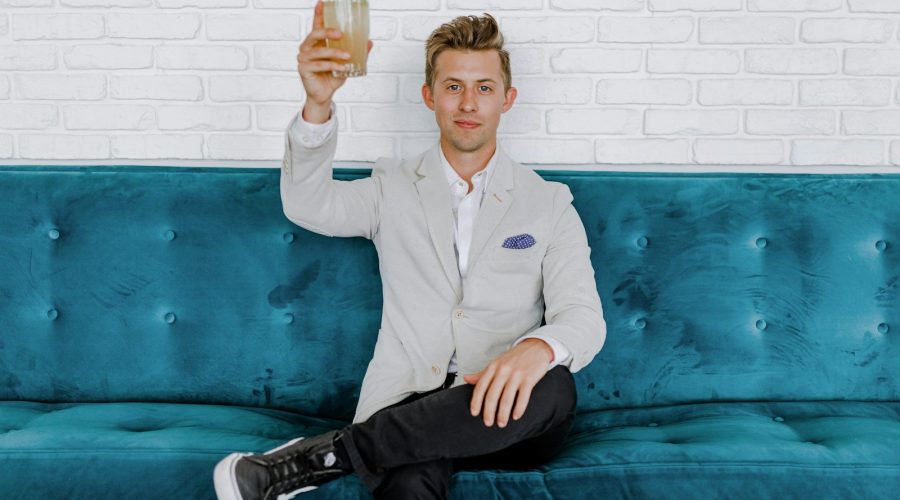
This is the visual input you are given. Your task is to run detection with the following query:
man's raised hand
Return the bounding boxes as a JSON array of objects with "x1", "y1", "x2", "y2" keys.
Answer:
[{"x1": 297, "y1": 0, "x2": 373, "y2": 123}]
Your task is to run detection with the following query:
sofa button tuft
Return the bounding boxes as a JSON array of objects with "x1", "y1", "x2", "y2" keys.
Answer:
[
  {"x1": 48, "y1": 228, "x2": 60, "y2": 240},
  {"x1": 637, "y1": 236, "x2": 649, "y2": 249},
  {"x1": 165, "y1": 312, "x2": 176, "y2": 324},
  {"x1": 283, "y1": 232, "x2": 295, "y2": 243},
  {"x1": 164, "y1": 230, "x2": 176, "y2": 241},
  {"x1": 284, "y1": 313, "x2": 294, "y2": 324},
  {"x1": 647, "y1": 422, "x2": 658, "y2": 427},
  {"x1": 47, "y1": 308, "x2": 59, "y2": 320},
  {"x1": 876, "y1": 240, "x2": 887, "y2": 252},
  {"x1": 773, "y1": 416, "x2": 784, "y2": 422},
  {"x1": 634, "y1": 318, "x2": 647, "y2": 330},
  {"x1": 756, "y1": 237, "x2": 768, "y2": 248},
  {"x1": 756, "y1": 319, "x2": 767, "y2": 330},
  {"x1": 877, "y1": 322, "x2": 889, "y2": 334}
]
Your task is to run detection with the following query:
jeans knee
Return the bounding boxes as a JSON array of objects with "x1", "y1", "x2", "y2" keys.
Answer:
[
  {"x1": 541, "y1": 366, "x2": 577, "y2": 417},
  {"x1": 373, "y1": 460, "x2": 452, "y2": 500}
]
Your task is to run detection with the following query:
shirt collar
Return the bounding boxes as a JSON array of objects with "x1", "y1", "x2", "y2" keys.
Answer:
[{"x1": 439, "y1": 143, "x2": 499, "y2": 198}]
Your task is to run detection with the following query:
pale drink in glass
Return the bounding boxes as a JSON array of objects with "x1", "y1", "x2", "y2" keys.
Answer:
[{"x1": 323, "y1": 0, "x2": 369, "y2": 77}]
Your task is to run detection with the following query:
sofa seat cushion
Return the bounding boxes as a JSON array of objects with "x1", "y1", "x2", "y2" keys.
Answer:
[
  {"x1": 451, "y1": 401, "x2": 900, "y2": 498},
  {"x1": 0, "y1": 401, "x2": 370, "y2": 499},
  {"x1": 1, "y1": 401, "x2": 898, "y2": 499},
  {"x1": 528, "y1": 400, "x2": 900, "y2": 499}
]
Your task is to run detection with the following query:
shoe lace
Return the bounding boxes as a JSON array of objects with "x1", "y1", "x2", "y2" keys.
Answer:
[{"x1": 251, "y1": 451, "x2": 313, "y2": 499}]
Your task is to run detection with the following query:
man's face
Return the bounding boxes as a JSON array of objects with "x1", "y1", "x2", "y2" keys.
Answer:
[{"x1": 422, "y1": 49, "x2": 517, "y2": 156}]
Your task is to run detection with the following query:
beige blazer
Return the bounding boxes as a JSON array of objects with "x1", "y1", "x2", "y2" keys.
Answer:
[{"x1": 281, "y1": 113, "x2": 606, "y2": 424}]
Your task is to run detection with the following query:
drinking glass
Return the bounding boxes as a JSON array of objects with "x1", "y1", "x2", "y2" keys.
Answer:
[{"x1": 323, "y1": 0, "x2": 370, "y2": 77}]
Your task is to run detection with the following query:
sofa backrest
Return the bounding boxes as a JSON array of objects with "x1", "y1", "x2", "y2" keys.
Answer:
[
  {"x1": 570, "y1": 172, "x2": 899, "y2": 412},
  {"x1": 1, "y1": 166, "x2": 898, "y2": 422},
  {"x1": 0, "y1": 166, "x2": 381, "y2": 422}
]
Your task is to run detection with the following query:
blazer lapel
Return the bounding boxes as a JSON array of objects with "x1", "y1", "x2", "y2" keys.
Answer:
[
  {"x1": 467, "y1": 147, "x2": 516, "y2": 276},
  {"x1": 414, "y1": 145, "x2": 462, "y2": 301}
]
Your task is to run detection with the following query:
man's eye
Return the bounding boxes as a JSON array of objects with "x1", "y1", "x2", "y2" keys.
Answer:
[
  {"x1": 480, "y1": 86, "x2": 492, "y2": 92},
  {"x1": 448, "y1": 84, "x2": 460, "y2": 91}
]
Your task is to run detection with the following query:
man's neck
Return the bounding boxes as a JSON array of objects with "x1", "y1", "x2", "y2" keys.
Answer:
[{"x1": 440, "y1": 137, "x2": 497, "y2": 187}]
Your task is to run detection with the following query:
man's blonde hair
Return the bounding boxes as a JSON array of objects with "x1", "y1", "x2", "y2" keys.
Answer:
[{"x1": 425, "y1": 13, "x2": 511, "y2": 91}]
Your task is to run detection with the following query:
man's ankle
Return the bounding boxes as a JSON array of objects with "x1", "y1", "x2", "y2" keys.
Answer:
[{"x1": 333, "y1": 433, "x2": 354, "y2": 473}]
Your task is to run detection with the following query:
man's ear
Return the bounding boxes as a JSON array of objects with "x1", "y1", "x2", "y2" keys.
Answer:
[
  {"x1": 422, "y1": 83, "x2": 435, "y2": 111},
  {"x1": 502, "y1": 86, "x2": 517, "y2": 113}
]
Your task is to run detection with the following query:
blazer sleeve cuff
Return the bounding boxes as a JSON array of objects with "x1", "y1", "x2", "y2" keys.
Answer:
[{"x1": 291, "y1": 102, "x2": 337, "y2": 149}]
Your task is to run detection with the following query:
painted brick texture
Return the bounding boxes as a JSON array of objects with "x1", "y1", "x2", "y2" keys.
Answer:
[{"x1": 1, "y1": 0, "x2": 899, "y2": 167}]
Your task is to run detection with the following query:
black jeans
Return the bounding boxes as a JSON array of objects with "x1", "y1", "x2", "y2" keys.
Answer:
[{"x1": 339, "y1": 365, "x2": 577, "y2": 499}]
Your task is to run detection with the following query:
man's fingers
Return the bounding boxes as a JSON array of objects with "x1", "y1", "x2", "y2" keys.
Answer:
[
  {"x1": 299, "y1": 60, "x2": 351, "y2": 75},
  {"x1": 301, "y1": 27, "x2": 343, "y2": 52},
  {"x1": 496, "y1": 376, "x2": 521, "y2": 428},
  {"x1": 312, "y1": 0, "x2": 325, "y2": 30},
  {"x1": 469, "y1": 367, "x2": 493, "y2": 417},
  {"x1": 298, "y1": 47, "x2": 351, "y2": 64},
  {"x1": 511, "y1": 382, "x2": 534, "y2": 421},
  {"x1": 482, "y1": 368, "x2": 509, "y2": 427}
]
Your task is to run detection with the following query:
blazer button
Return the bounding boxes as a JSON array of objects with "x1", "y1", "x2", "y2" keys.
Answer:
[
  {"x1": 454, "y1": 310, "x2": 465, "y2": 319},
  {"x1": 432, "y1": 365, "x2": 441, "y2": 375}
]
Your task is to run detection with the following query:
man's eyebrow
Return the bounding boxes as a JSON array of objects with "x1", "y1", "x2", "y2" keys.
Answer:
[{"x1": 441, "y1": 77, "x2": 498, "y2": 84}]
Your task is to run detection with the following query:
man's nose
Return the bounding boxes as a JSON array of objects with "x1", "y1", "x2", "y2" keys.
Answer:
[{"x1": 460, "y1": 88, "x2": 477, "y2": 112}]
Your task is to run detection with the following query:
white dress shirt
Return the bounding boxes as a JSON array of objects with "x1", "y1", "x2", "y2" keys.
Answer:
[{"x1": 293, "y1": 104, "x2": 571, "y2": 374}]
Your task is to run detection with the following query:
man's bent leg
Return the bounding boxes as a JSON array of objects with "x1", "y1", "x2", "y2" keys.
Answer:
[
  {"x1": 369, "y1": 414, "x2": 573, "y2": 500},
  {"x1": 453, "y1": 408, "x2": 575, "y2": 472},
  {"x1": 339, "y1": 365, "x2": 576, "y2": 492},
  {"x1": 372, "y1": 459, "x2": 453, "y2": 500},
  {"x1": 214, "y1": 367, "x2": 575, "y2": 499}
]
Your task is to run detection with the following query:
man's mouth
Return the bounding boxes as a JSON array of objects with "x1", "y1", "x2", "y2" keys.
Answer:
[{"x1": 454, "y1": 120, "x2": 480, "y2": 129}]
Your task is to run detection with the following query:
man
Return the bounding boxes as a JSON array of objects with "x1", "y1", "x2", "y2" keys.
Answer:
[{"x1": 214, "y1": 2, "x2": 605, "y2": 498}]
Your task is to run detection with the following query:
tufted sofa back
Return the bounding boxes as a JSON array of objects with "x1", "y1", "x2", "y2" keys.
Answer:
[
  {"x1": 1, "y1": 166, "x2": 381, "y2": 422},
  {"x1": 1, "y1": 166, "x2": 898, "y2": 422},
  {"x1": 574, "y1": 172, "x2": 900, "y2": 410}
]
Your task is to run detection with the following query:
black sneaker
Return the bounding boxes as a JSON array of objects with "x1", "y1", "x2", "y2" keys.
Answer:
[{"x1": 213, "y1": 430, "x2": 349, "y2": 500}]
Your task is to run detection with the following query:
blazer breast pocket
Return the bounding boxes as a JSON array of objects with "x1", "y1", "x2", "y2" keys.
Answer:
[
  {"x1": 489, "y1": 245, "x2": 543, "y2": 275},
  {"x1": 486, "y1": 245, "x2": 544, "y2": 307}
]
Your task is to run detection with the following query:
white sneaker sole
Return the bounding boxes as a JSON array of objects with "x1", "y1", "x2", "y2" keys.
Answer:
[{"x1": 213, "y1": 437, "x2": 320, "y2": 500}]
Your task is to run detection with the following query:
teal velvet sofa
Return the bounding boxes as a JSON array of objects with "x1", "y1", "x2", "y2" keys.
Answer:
[{"x1": 1, "y1": 165, "x2": 898, "y2": 499}]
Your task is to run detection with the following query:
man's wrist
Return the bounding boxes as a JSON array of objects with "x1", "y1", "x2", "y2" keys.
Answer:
[
  {"x1": 302, "y1": 100, "x2": 332, "y2": 124},
  {"x1": 522, "y1": 338, "x2": 554, "y2": 364}
]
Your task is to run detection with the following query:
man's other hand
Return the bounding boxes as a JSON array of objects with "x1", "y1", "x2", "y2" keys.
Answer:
[{"x1": 463, "y1": 339, "x2": 554, "y2": 428}]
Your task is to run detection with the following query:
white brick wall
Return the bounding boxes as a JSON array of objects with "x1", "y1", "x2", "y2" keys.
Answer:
[{"x1": 1, "y1": 0, "x2": 900, "y2": 168}]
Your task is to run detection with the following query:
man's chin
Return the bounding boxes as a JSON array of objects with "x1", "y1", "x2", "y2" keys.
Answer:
[{"x1": 445, "y1": 135, "x2": 492, "y2": 155}]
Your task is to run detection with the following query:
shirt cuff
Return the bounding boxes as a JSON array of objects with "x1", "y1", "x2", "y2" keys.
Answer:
[
  {"x1": 513, "y1": 334, "x2": 571, "y2": 371},
  {"x1": 291, "y1": 102, "x2": 337, "y2": 149}
]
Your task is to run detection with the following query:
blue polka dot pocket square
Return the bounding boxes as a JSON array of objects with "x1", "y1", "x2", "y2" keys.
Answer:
[{"x1": 502, "y1": 234, "x2": 536, "y2": 250}]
